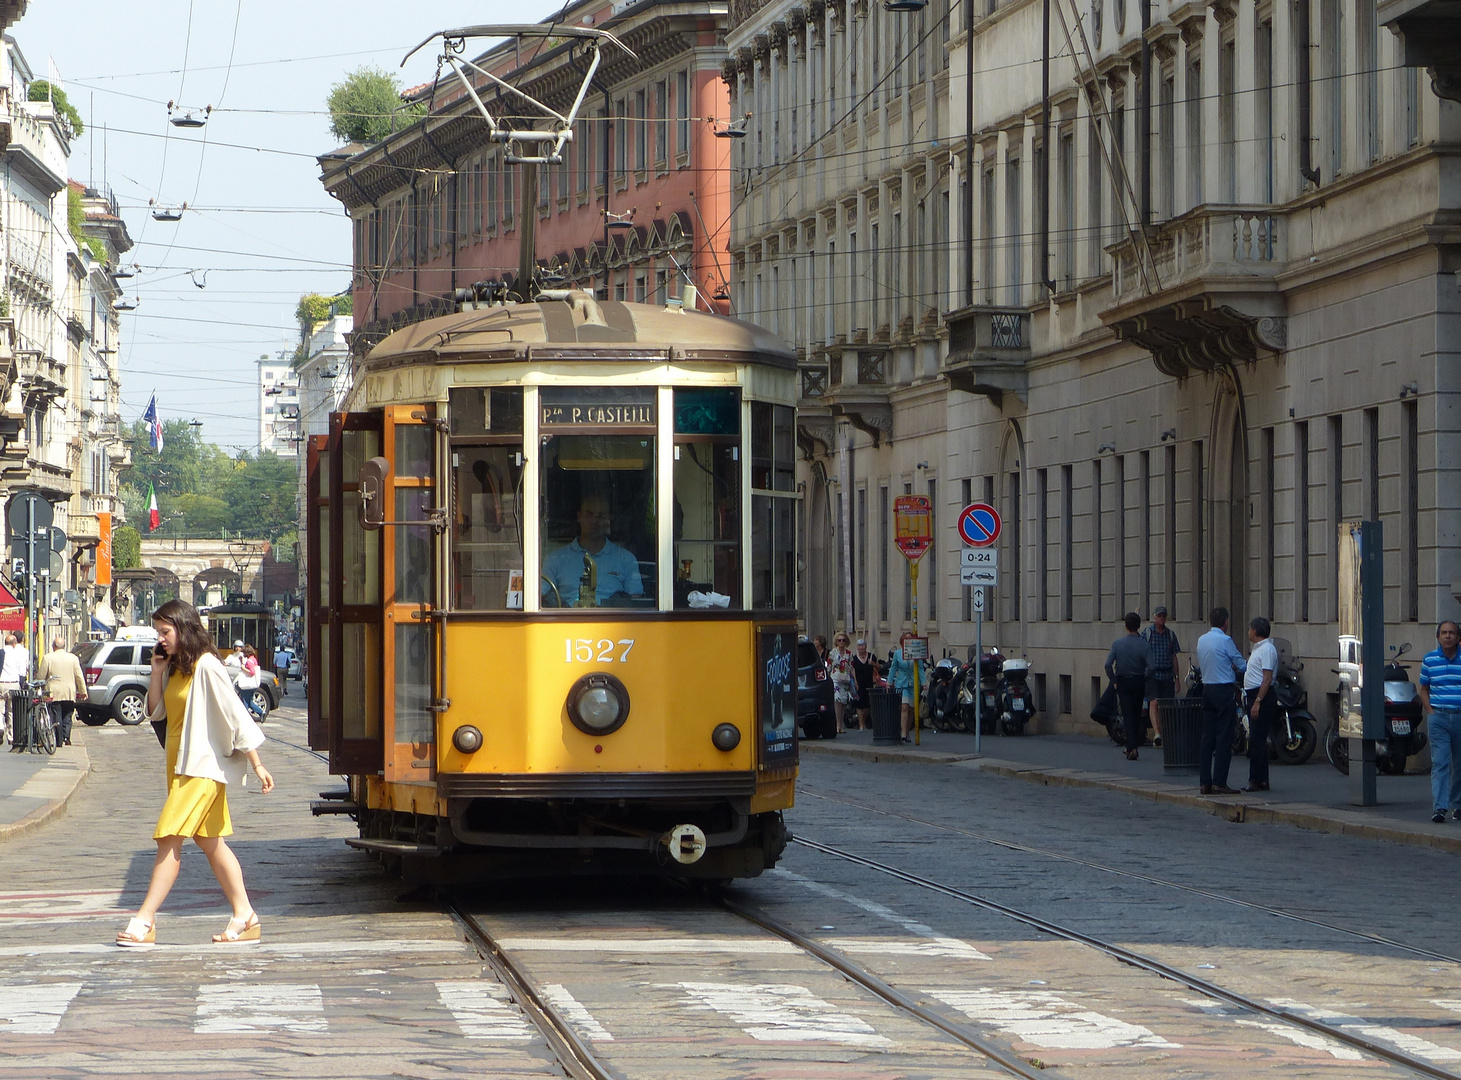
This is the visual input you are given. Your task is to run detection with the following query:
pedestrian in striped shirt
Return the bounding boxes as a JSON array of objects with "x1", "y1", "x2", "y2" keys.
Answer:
[{"x1": 1418, "y1": 620, "x2": 1461, "y2": 824}]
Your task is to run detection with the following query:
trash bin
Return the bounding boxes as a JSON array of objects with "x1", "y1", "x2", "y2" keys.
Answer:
[
  {"x1": 1157, "y1": 698, "x2": 1203, "y2": 774},
  {"x1": 870, "y1": 688, "x2": 902, "y2": 745}
]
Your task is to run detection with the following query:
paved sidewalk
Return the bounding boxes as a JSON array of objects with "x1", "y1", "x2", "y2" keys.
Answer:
[
  {"x1": 801, "y1": 725, "x2": 1461, "y2": 855},
  {"x1": 0, "y1": 737, "x2": 90, "y2": 841}
]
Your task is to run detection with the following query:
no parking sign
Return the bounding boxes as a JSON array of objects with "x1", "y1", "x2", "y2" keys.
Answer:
[{"x1": 957, "y1": 502, "x2": 1001, "y2": 547}]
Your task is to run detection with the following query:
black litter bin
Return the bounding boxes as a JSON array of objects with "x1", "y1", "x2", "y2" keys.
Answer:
[
  {"x1": 1157, "y1": 698, "x2": 1203, "y2": 774},
  {"x1": 870, "y1": 688, "x2": 902, "y2": 745}
]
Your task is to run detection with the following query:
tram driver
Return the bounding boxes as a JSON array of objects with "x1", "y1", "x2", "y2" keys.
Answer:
[{"x1": 542, "y1": 492, "x2": 643, "y2": 607}]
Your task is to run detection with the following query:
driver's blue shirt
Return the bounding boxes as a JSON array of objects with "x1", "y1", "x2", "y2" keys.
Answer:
[{"x1": 542, "y1": 538, "x2": 643, "y2": 605}]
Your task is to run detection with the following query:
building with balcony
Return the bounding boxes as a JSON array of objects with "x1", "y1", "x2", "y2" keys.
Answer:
[
  {"x1": 736, "y1": 0, "x2": 1460, "y2": 733},
  {"x1": 318, "y1": 0, "x2": 733, "y2": 354},
  {"x1": 258, "y1": 357, "x2": 300, "y2": 458},
  {"x1": 0, "y1": 38, "x2": 133, "y2": 646}
]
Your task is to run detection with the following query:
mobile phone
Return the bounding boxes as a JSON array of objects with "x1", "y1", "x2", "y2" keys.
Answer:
[{"x1": 154, "y1": 643, "x2": 168, "y2": 659}]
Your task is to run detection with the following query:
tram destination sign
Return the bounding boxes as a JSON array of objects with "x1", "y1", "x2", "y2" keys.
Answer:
[{"x1": 540, "y1": 401, "x2": 656, "y2": 428}]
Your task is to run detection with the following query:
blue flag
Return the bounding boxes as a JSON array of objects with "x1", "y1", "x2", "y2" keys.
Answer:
[{"x1": 142, "y1": 394, "x2": 164, "y2": 453}]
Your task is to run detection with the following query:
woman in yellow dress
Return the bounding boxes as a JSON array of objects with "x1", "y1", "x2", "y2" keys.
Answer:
[{"x1": 116, "y1": 600, "x2": 274, "y2": 947}]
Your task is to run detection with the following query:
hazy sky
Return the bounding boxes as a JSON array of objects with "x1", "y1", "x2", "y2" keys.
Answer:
[{"x1": 12, "y1": 1, "x2": 563, "y2": 451}]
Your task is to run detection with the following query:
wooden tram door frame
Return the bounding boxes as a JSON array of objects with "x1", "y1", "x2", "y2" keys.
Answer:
[
  {"x1": 381, "y1": 404, "x2": 442, "y2": 782},
  {"x1": 326, "y1": 410, "x2": 385, "y2": 776},
  {"x1": 305, "y1": 434, "x2": 328, "y2": 751}
]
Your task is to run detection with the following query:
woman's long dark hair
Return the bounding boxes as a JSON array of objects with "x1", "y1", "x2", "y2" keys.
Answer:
[{"x1": 152, "y1": 599, "x2": 219, "y2": 676}]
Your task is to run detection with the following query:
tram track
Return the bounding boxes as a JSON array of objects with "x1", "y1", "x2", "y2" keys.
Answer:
[
  {"x1": 801, "y1": 785, "x2": 1461, "y2": 966},
  {"x1": 793, "y1": 834, "x2": 1461, "y2": 1080}
]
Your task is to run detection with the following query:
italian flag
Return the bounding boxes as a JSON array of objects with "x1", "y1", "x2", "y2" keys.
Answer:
[{"x1": 147, "y1": 482, "x2": 160, "y2": 531}]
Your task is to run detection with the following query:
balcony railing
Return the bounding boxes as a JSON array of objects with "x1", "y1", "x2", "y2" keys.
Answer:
[
  {"x1": 942, "y1": 305, "x2": 1032, "y2": 405},
  {"x1": 1103, "y1": 204, "x2": 1288, "y2": 378},
  {"x1": 1110, "y1": 205, "x2": 1286, "y2": 311}
]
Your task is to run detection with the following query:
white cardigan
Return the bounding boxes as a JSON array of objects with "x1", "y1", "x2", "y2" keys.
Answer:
[{"x1": 146, "y1": 652, "x2": 266, "y2": 787}]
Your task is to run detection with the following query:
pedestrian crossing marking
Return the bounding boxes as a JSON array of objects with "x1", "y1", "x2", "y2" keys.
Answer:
[
  {"x1": 195, "y1": 983, "x2": 328, "y2": 1034},
  {"x1": 773, "y1": 868, "x2": 992, "y2": 960},
  {"x1": 932, "y1": 987, "x2": 1178, "y2": 1050},
  {"x1": 1183, "y1": 997, "x2": 1363, "y2": 1059},
  {"x1": 1271, "y1": 997, "x2": 1461, "y2": 1062},
  {"x1": 673, "y1": 981, "x2": 894, "y2": 1047},
  {"x1": 435, "y1": 981, "x2": 535, "y2": 1042},
  {"x1": 0, "y1": 983, "x2": 81, "y2": 1034},
  {"x1": 542, "y1": 984, "x2": 614, "y2": 1041}
]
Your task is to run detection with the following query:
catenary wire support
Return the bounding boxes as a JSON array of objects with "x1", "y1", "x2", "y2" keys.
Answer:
[{"x1": 402, "y1": 25, "x2": 636, "y2": 166}]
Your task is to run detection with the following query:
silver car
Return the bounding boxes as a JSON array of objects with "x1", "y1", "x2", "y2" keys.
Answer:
[{"x1": 77, "y1": 639, "x2": 281, "y2": 726}]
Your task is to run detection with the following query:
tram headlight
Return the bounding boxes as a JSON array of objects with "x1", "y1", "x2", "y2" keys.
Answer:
[
  {"x1": 566, "y1": 673, "x2": 630, "y2": 736},
  {"x1": 452, "y1": 725, "x2": 483, "y2": 753},
  {"x1": 711, "y1": 723, "x2": 741, "y2": 751}
]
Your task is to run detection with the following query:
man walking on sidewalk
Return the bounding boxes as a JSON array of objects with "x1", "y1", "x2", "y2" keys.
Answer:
[
  {"x1": 1106, "y1": 613, "x2": 1152, "y2": 760},
  {"x1": 1243, "y1": 617, "x2": 1279, "y2": 793},
  {"x1": 1194, "y1": 607, "x2": 1245, "y2": 795},
  {"x1": 1418, "y1": 620, "x2": 1461, "y2": 824},
  {"x1": 38, "y1": 636, "x2": 87, "y2": 747}
]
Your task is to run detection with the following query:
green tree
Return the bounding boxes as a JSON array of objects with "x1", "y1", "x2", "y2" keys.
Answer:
[
  {"x1": 28, "y1": 79, "x2": 83, "y2": 140},
  {"x1": 67, "y1": 187, "x2": 106, "y2": 262},
  {"x1": 112, "y1": 525, "x2": 141, "y2": 570},
  {"x1": 220, "y1": 452, "x2": 298, "y2": 539},
  {"x1": 173, "y1": 493, "x2": 232, "y2": 534},
  {"x1": 326, "y1": 66, "x2": 422, "y2": 145}
]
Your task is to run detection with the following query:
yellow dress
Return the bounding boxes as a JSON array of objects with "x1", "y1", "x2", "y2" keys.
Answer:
[{"x1": 153, "y1": 670, "x2": 232, "y2": 839}]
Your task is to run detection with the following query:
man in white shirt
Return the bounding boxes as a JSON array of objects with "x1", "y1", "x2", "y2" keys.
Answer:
[
  {"x1": 0, "y1": 632, "x2": 30, "y2": 747},
  {"x1": 1243, "y1": 616, "x2": 1280, "y2": 793}
]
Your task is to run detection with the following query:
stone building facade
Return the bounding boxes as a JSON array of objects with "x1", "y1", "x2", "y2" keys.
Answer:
[{"x1": 729, "y1": 0, "x2": 1460, "y2": 730}]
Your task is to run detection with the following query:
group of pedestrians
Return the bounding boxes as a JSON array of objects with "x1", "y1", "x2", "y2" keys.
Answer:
[
  {"x1": 1106, "y1": 606, "x2": 1280, "y2": 794},
  {"x1": 815, "y1": 633, "x2": 879, "y2": 734}
]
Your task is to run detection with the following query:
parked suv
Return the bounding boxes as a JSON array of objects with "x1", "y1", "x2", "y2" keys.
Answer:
[
  {"x1": 76, "y1": 637, "x2": 281, "y2": 726},
  {"x1": 796, "y1": 637, "x2": 836, "y2": 740}
]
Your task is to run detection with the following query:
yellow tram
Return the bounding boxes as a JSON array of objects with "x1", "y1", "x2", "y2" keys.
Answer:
[{"x1": 306, "y1": 289, "x2": 800, "y2": 881}]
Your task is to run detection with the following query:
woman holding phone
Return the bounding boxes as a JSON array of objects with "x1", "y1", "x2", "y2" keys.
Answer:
[{"x1": 115, "y1": 599, "x2": 274, "y2": 947}]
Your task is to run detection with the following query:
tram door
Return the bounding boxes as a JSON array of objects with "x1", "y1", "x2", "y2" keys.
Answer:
[
  {"x1": 325, "y1": 411, "x2": 384, "y2": 775},
  {"x1": 382, "y1": 405, "x2": 440, "y2": 782}
]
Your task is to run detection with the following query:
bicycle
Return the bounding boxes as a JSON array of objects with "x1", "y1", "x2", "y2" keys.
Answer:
[{"x1": 14, "y1": 680, "x2": 56, "y2": 756}]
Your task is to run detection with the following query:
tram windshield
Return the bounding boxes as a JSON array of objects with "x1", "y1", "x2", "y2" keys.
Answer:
[{"x1": 539, "y1": 387, "x2": 657, "y2": 609}]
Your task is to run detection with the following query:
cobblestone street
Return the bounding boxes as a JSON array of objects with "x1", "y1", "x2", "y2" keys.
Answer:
[{"x1": 3, "y1": 711, "x2": 1460, "y2": 1078}]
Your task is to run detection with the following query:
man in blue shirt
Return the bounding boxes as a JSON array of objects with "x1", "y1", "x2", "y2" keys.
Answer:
[
  {"x1": 542, "y1": 493, "x2": 643, "y2": 607},
  {"x1": 1194, "y1": 607, "x2": 1246, "y2": 795},
  {"x1": 1418, "y1": 620, "x2": 1461, "y2": 824}
]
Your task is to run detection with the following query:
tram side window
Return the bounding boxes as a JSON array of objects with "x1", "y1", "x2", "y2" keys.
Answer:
[
  {"x1": 539, "y1": 387, "x2": 657, "y2": 609},
  {"x1": 450, "y1": 387, "x2": 525, "y2": 611},
  {"x1": 751, "y1": 402, "x2": 797, "y2": 610},
  {"x1": 673, "y1": 388, "x2": 741, "y2": 610}
]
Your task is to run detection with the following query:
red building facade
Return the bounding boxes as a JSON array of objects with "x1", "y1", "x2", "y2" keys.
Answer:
[{"x1": 319, "y1": 0, "x2": 733, "y2": 346}]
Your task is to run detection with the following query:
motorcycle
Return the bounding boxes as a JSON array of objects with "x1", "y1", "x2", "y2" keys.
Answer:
[
  {"x1": 924, "y1": 656, "x2": 960, "y2": 732},
  {"x1": 957, "y1": 647, "x2": 1003, "y2": 734},
  {"x1": 1325, "y1": 641, "x2": 1427, "y2": 775},
  {"x1": 997, "y1": 657, "x2": 1035, "y2": 735}
]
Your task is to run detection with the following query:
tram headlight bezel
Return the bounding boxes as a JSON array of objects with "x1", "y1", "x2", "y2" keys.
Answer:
[
  {"x1": 711, "y1": 723, "x2": 741, "y2": 751},
  {"x1": 452, "y1": 725, "x2": 483, "y2": 753},
  {"x1": 566, "y1": 672, "x2": 630, "y2": 736}
]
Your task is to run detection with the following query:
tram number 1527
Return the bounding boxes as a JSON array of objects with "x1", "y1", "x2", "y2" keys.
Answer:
[{"x1": 566, "y1": 638, "x2": 636, "y2": 663}]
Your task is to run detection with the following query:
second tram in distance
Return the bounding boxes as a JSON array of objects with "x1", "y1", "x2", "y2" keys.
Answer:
[{"x1": 306, "y1": 288, "x2": 801, "y2": 881}]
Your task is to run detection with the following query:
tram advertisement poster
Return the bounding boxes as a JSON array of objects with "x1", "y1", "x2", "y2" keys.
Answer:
[{"x1": 759, "y1": 628, "x2": 799, "y2": 767}]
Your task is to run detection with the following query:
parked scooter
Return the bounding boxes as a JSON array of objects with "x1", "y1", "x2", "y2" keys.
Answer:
[
  {"x1": 924, "y1": 656, "x2": 960, "y2": 731},
  {"x1": 958, "y1": 647, "x2": 1003, "y2": 734},
  {"x1": 997, "y1": 657, "x2": 1035, "y2": 735},
  {"x1": 1325, "y1": 641, "x2": 1427, "y2": 775}
]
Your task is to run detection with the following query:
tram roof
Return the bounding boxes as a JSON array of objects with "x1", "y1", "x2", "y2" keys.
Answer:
[{"x1": 366, "y1": 293, "x2": 797, "y2": 370}]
